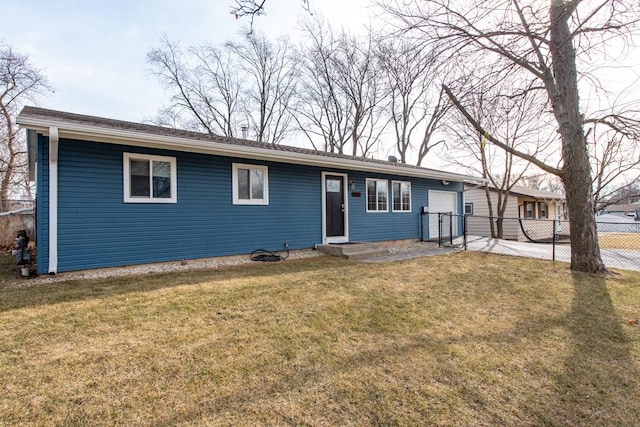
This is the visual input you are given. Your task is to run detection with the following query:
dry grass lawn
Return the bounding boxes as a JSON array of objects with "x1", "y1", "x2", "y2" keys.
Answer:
[
  {"x1": 1, "y1": 252, "x2": 640, "y2": 425},
  {"x1": 599, "y1": 232, "x2": 640, "y2": 250}
]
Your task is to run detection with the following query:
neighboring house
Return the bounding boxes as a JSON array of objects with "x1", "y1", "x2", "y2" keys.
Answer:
[
  {"x1": 464, "y1": 184, "x2": 567, "y2": 241},
  {"x1": 17, "y1": 107, "x2": 480, "y2": 274},
  {"x1": 0, "y1": 200, "x2": 35, "y2": 246},
  {"x1": 598, "y1": 203, "x2": 640, "y2": 219},
  {"x1": 596, "y1": 213, "x2": 640, "y2": 233}
]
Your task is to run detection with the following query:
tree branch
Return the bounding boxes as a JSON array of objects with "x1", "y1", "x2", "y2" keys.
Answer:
[{"x1": 443, "y1": 84, "x2": 562, "y2": 176}]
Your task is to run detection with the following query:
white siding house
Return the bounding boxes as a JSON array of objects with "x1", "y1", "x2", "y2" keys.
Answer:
[{"x1": 464, "y1": 185, "x2": 567, "y2": 241}]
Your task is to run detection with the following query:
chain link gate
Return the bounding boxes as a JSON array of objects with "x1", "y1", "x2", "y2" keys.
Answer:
[{"x1": 438, "y1": 213, "x2": 467, "y2": 249}]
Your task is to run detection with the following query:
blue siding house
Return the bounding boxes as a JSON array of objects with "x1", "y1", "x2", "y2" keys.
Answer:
[{"x1": 17, "y1": 107, "x2": 478, "y2": 274}]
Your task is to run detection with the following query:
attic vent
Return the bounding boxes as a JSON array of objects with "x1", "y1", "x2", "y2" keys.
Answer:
[{"x1": 388, "y1": 155, "x2": 398, "y2": 163}]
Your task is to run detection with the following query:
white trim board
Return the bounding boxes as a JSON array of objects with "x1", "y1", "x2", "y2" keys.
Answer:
[
  {"x1": 17, "y1": 111, "x2": 483, "y2": 184},
  {"x1": 321, "y1": 171, "x2": 349, "y2": 244}
]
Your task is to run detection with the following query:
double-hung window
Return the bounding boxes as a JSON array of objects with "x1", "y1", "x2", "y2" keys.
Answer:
[
  {"x1": 539, "y1": 202, "x2": 548, "y2": 219},
  {"x1": 392, "y1": 181, "x2": 411, "y2": 212},
  {"x1": 524, "y1": 202, "x2": 535, "y2": 218},
  {"x1": 366, "y1": 179, "x2": 388, "y2": 212},
  {"x1": 232, "y1": 163, "x2": 269, "y2": 205},
  {"x1": 123, "y1": 153, "x2": 177, "y2": 203}
]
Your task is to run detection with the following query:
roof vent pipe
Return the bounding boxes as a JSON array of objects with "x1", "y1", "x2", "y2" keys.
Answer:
[{"x1": 241, "y1": 125, "x2": 248, "y2": 139}]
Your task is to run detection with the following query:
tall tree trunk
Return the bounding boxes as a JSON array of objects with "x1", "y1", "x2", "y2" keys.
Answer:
[
  {"x1": 549, "y1": 0, "x2": 607, "y2": 273},
  {"x1": 483, "y1": 185, "x2": 496, "y2": 238},
  {"x1": 495, "y1": 192, "x2": 504, "y2": 239},
  {"x1": 496, "y1": 190, "x2": 510, "y2": 240}
]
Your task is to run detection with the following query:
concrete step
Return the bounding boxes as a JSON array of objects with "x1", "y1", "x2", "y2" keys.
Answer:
[
  {"x1": 344, "y1": 248, "x2": 391, "y2": 261},
  {"x1": 316, "y1": 242, "x2": 390, "y2": 261}
]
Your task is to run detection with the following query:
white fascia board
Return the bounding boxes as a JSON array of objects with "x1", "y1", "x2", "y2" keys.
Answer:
[{"x1": 17, "y1": 116, "x2": 484, "y2": 183}]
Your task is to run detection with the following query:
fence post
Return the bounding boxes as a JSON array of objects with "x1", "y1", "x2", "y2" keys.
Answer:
[
  {"x1": 552, "y1": 219, "x2": 557, "y2": 262},
  {"x1": 449, "y1": 213, "x2": 453, "y2": 246},
  {"x1": 438, "y1": 213, "x2": 442, "y2": 248},
  {"x1": 463, "y1": 214, "x2": 467, "y2": 250}
]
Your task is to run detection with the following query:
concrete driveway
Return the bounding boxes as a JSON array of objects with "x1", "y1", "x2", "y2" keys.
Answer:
[{"x1": 464, "y1": 235, "x2": 640, "y2": 272}]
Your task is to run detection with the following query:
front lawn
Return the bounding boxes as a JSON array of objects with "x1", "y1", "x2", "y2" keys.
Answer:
[
  {"x1": 599, "y1": 232, "x2": 640, "y2": 250},
  {"x1": 1, "y1": 253, "x2": 639, "y2": 425}
]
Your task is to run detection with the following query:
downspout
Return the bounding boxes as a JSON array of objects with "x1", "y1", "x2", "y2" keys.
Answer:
[{"x1": 48, "y1": 127, "x2": 59, "y2": 274}]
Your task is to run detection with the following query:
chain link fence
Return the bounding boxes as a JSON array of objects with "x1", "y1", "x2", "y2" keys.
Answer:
[
  {"x1": 429, "y1": 212, "x2": 640, "y2": 272},
  {"x1": 0, "y1": 200, "x2": 35, "y2": 249}
]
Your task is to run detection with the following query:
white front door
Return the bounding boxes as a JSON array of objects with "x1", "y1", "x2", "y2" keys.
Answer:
[{"x1": 428, "y1": 190, "x2": 458, "y2": 239}]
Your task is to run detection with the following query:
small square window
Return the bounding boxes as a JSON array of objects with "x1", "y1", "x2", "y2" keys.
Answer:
[
  {"x1": 464, "y1": 203, "x2": 473, "y2": 215},
  {"x1": 124, "y1": 153, "x2": 177, "y2": 203},
  {"x1": 392, "y1": 181, "x2": 411, "y2": 212},
  {"x1": 233, "y1": 163, "x2": 269, "y2": 205},
  {"x1": 366, "y1": 179, "x2": 388, "y2": 212}
]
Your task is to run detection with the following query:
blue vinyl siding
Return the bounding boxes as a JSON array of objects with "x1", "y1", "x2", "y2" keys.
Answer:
[
  {"x1": 38, "y1": 138, "x2": 321, "y2": 272},
  {"x1": 36, "y1": 137, "x2": 464, "y2": 273},
  {"x1": 346, "y1": 172, "x2": 463, "y2": 243},
  {"x1": 35, "y1": 134, "x2": 49, "y2": 273}
]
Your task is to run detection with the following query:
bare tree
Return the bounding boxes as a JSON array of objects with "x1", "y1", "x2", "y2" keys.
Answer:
[
  {"x1": 587, "y1": 107, "x2": 640, "y2": 211},
  {"x1": 226, "y1": 32, "x2": 298, "y2": 143},
  {"x1": 148, "y1": 33, "x2": 298, "y2": 143},
  {"x1": 230, "y1": 0, "x2": 311, "y2": 29},
  {"x1": 295, "y1": 18, "x2": 387, "y2": 157},
  {"x1": 379, "y1": 0, "x2": 640, "y2": 273},
  {"x1": 519, "y1": 174, "x2": 547, "y2": 190},
  {"x1": 1, "y1": 42, "x2": 51, "y2": 211},
  {"x1": 545, "y1": 175, "x2": 565, "y2": 194},
  {"x1": 601, "y1": 182, "x2": 640, "y2": 210},
  {"x1": 377, "y1": 40, "x2": 450, "y2": 165},
  {"x1": 519, "y1": 173, "x2": 565, "y2": 193},
  {"x1": 230, "y1": 0, "x2": 266, "y2": 18},
  {"x1": 148, "y1": 36, "x2": 241, "y2": 137},
  {"x1": 445, "y1": 74, "x2": 552, "y2": 238}
]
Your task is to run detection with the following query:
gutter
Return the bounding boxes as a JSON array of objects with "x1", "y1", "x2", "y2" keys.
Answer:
[{"x1": 48, "y1": 126, "x2": 58, "y2": 274}]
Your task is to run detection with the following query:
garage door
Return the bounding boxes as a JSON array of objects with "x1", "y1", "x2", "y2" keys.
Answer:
[{"x1": 428, "y1": 190, "x2": 457, "y2": 239}]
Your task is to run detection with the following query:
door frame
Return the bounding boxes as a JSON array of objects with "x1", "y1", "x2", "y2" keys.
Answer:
[{"x1": 321, "y1": 171, "x2": 349, "y2": 244}]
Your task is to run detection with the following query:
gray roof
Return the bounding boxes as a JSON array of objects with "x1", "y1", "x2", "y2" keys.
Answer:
[
  {"x1": 508, "y1": 186, "x2": 566, "y2": 200},
  {"x1": 601, "y1": 203, "x2": 640, "y2": 212},
  {"x1": 466, "y1": 183, "x2": 565, "y2": 200},
  {"x1": 17, "y1": 106, "x2": 483, "y2": 183}
]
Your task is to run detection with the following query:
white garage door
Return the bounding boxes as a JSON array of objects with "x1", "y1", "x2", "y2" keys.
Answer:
[{"x1": 428, "y1": 190, "x2": 457, "y2": 239}]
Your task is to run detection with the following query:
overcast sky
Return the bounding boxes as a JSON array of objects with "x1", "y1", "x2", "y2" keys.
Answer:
[
  {"x1": 1, "y1": 0, "x2": 373, "y2": 122},
  {"x1": 2, "y1": 1, "x2": 639, "y2": 174}
]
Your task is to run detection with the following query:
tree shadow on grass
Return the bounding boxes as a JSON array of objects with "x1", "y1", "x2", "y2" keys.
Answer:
[{"x1": 537, "y1": 272, "x2": 640, "y2": 425}]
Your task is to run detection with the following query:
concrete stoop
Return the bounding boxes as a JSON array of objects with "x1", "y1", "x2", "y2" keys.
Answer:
[{"x1": 315, "y1": 242, "x2": 390, "y2": 261}]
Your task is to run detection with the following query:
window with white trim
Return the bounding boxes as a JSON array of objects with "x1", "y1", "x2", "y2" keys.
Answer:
[
  {"x1": 366, "y1": 179, "x2": 388, "y2": 212},
  {"x1": 123, "y1": 153, "x2": 176, "y2": 203},
  {"x1": 232, "y1": 163, "x2": 269, "y2": 205},
  {"x1": 392, "y1": 181, "x2": 411, "y2": 212}
]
